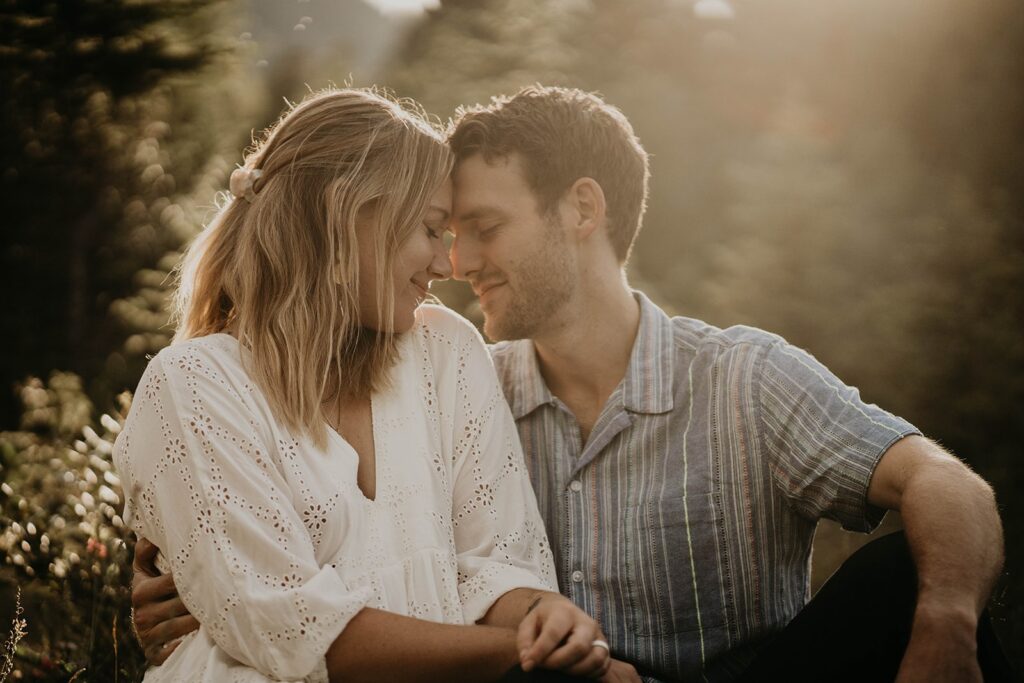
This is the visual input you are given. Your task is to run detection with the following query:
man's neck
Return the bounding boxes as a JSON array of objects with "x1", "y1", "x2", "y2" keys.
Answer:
[{"x1": 531, "y1": 272, "x2": 640, "y2": 434}]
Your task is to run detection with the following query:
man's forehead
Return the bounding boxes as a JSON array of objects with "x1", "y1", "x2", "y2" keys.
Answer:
[
  {"x1": 455, "y1": 153, "x2": 511, "y2": 186},
  {"x1": 452, "y1": 153, "x2": 535, "y2": 218}
]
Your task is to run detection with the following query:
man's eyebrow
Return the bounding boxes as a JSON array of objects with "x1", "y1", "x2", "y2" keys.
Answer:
[{"x1": 454, "y1": 206, "x2": 505, "y2": 223}]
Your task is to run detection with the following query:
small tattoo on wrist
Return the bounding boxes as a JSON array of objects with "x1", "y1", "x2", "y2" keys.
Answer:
[{"x1": 526, "y1": 595, "x2": 544, "y2": 615}]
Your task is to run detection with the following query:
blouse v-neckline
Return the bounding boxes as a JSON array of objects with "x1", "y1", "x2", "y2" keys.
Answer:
[{"x1": 325, "y1": 393, "x2": 380, "y2": 504}]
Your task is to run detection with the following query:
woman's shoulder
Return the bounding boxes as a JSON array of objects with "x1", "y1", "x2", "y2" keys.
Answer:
[
  {"x1": 142, "y1": 333, "x2": 249, "y2": 394},
  {"x1": 126, "y1": 334, "x2": 277, "y2": 445},
  {"x1": 156, "y1": 332, "x2": 238, "y2": 359},
  {"x1": 413, "y1": 302, "x2": 483, "y2": 348},
  {"x1": 410, "y1": 304, "x2": 495, "y2": 385},
  {"x1": 117, "y1": 335, "x2": 255, "y2": 466}
]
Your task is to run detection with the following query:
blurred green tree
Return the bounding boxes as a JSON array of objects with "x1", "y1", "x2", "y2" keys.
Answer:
[
  {"x1": 0, "y1": 0, "x2": 231, "y2": 427},
  {"x1": 0, "y1": 2, "x2": 262, "y2": 679}
]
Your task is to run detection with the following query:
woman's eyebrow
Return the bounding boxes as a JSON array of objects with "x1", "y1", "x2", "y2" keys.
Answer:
[{"x1": 425, "y1": 207, "x2": 450, "y2": 221}]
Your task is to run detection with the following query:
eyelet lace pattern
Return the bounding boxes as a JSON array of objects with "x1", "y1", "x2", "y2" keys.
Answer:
[{"x1": 114, "y1": 305, "x2": 555, "y2": 682}]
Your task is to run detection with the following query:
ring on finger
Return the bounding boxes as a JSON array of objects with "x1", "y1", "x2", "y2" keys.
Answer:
[{"x1": 591, "y1": 639, "x2": 610, "y2": 654}]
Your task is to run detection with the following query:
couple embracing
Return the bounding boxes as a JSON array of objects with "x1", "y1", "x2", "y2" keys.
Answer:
[{"x1": 116, "y1": 85, "x2": 1009, "y2": 683}]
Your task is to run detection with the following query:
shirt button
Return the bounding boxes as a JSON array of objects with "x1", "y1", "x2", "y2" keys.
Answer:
[
  {"x1": 571, "y1": 570, "x2": 584, "y2": 583},
  {"x1": 569, "y1": 480, "x2": 583, "y2": 492}
]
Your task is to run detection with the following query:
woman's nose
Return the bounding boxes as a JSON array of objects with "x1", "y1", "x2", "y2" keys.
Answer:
[{"x1": 428, "y1": 238, "x2": 452, "y2": 280}]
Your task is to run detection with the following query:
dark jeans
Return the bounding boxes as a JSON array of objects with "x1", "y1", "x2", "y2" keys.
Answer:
[
  {"x1": 498, "y1": 667, "x2": 588, "y2": 682},
  {"x1": 737, "y1": 531, "x2": 1018, "y2": 682}
]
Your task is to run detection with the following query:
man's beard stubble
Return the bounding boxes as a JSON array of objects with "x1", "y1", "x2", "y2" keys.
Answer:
[{"x1": 483, "y1": 220, "x2": 576, "y2": 342}]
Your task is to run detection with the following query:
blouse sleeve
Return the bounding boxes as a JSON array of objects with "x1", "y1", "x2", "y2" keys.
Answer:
[
  {"x1": 113, "y1": 346, "x2": 370, "y2": 681},
  {"x1": 433, "y1": 314, "x2": 558, "y2": 623}
]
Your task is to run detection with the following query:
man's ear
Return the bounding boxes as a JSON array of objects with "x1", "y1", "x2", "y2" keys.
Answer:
[{"x1": 565, "y1": 177, "x2": 607, "y2": 242}]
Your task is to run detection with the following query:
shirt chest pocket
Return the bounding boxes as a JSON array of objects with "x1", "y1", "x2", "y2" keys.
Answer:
[{"x1": 613, "y1": 493, "x2": 725, "y2": 637}]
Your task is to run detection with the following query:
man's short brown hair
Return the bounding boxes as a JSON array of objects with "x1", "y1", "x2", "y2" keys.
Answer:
[{"x1": 448, "y1": 85, "x2": 650, "y2": 263}]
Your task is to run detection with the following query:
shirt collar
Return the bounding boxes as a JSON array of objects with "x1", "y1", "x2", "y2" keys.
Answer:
[
  {"x1": 506, "y1": 290, "x2": 675, "y2": 419},
  {"x1": 622, "y1": 290, "x2": 675, "y2": 415},
  {"x1": 507, "y1": 339, "x2": 556, "y2": 420}
]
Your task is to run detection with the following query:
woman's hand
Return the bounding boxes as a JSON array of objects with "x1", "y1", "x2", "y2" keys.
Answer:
[
  {"x1": 131, "y1": 536, "x2": 199, "y2": 665},
  {"x1": 516, "y1": 593, "x2": 610, "y2": 678}
]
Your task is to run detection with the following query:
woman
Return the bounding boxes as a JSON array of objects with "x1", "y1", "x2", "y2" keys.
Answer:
[{"x1": 113, "y1": 88, "x2": 610, "y2": 682}]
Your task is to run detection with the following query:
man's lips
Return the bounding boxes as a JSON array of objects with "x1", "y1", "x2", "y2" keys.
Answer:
[{"x1": 472, "y1": 281, "x2": 506, "y2": 298}]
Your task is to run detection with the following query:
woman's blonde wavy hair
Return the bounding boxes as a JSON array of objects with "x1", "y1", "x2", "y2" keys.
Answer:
[{"x1": 173, "y1": 87, "x2": 453, "y2": 448}]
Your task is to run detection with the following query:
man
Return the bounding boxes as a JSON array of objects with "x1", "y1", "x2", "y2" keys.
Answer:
[
  {"x1": 443, "y1": 85, "x2": 1006, "y2": 682},
  {"x1": 132, "y1": 86, "x2": 1009, "y2": 682}
]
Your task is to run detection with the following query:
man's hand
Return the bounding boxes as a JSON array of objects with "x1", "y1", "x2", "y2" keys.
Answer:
[
  {"x1": 600, "y1": 658, "x2": 642, "y2": 682},
  {"x1": 894, "y1": 601, "x2": 982, "y2": 683},
  {"x1": 516, "y1": 593, "x2": 609, "y2": 678},
  {"x1": 131, "y1": 536, "x2": 199, "y2": 665}
]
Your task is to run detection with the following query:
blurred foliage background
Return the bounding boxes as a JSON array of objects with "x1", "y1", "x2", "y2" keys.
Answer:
[{"x1": 0, "y1": 0, "x2": 1021, "y2": 679}]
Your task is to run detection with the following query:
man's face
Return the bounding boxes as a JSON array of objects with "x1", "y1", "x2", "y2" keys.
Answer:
[{"x1": 450, "y1": 153, "x2": 576, "y2": 341}]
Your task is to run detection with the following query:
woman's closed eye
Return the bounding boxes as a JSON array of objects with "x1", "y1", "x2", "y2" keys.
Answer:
[{"x1": 424, "y1": 223, "x2": 447, "y2": 240}]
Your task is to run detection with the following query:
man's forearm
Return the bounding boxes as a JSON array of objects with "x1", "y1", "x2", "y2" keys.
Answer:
[
  {"x1": 898, "y1": 448, "x2": 1003, "y2": 620},
  {"x1": 868, "y1": 436, "x2": 1003, "y2": 682},
  {"x1": 870, "y1": 435, "x2": 1004, "y2": 621}
]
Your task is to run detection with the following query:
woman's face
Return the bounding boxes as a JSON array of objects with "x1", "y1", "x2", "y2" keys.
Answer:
[{"x1": 357, "y1": 179, "x2": 453, "y2": 332}]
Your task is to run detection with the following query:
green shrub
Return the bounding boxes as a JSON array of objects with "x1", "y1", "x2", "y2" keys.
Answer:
[{"x1": 0, "y1": 373, "x2": 143, "y2": 683}]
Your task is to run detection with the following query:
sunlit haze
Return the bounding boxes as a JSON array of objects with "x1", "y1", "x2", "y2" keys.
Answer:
[{"x1": 364, "y1": 0, "x2": 440, "y2": 15}]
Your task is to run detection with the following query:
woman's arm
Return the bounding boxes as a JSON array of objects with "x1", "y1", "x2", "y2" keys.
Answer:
[
  {"x1": 131, "y1": 540, "x2": 526, "y2": 682},
  {"x1": 326, "y1": 608, "x2": 518, "y2": 683}
]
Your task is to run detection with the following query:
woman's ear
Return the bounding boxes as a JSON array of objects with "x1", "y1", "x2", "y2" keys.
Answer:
[{"x1": 565, "y1": 177, "x2": 607, "y2": 242}]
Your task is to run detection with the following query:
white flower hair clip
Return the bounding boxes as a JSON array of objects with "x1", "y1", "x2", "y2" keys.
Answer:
[{"x1": 229, "y1": 167, "x2": 263, "y2": 203}]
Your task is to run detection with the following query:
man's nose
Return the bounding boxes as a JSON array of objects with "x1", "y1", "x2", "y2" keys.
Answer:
[{"x1": 450, "y1": 234, "x2": 480, "y2": 282}]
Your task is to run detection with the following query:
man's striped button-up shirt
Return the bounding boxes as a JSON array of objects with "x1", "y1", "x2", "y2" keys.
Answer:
[{"x1": 488, "y1": 291, "x2": 918, "y2": 682}]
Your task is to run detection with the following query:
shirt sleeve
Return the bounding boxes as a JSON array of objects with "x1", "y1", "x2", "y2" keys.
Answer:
[
  {"x1": 435, "y1": 314, "x2": 558, "y2": 623},
  {"x1": 113, "y1": 347, "x2": 370, "y2": 681},
  {"x1": 756, "y1": 339, "x2": 921, "y2": 531}
]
